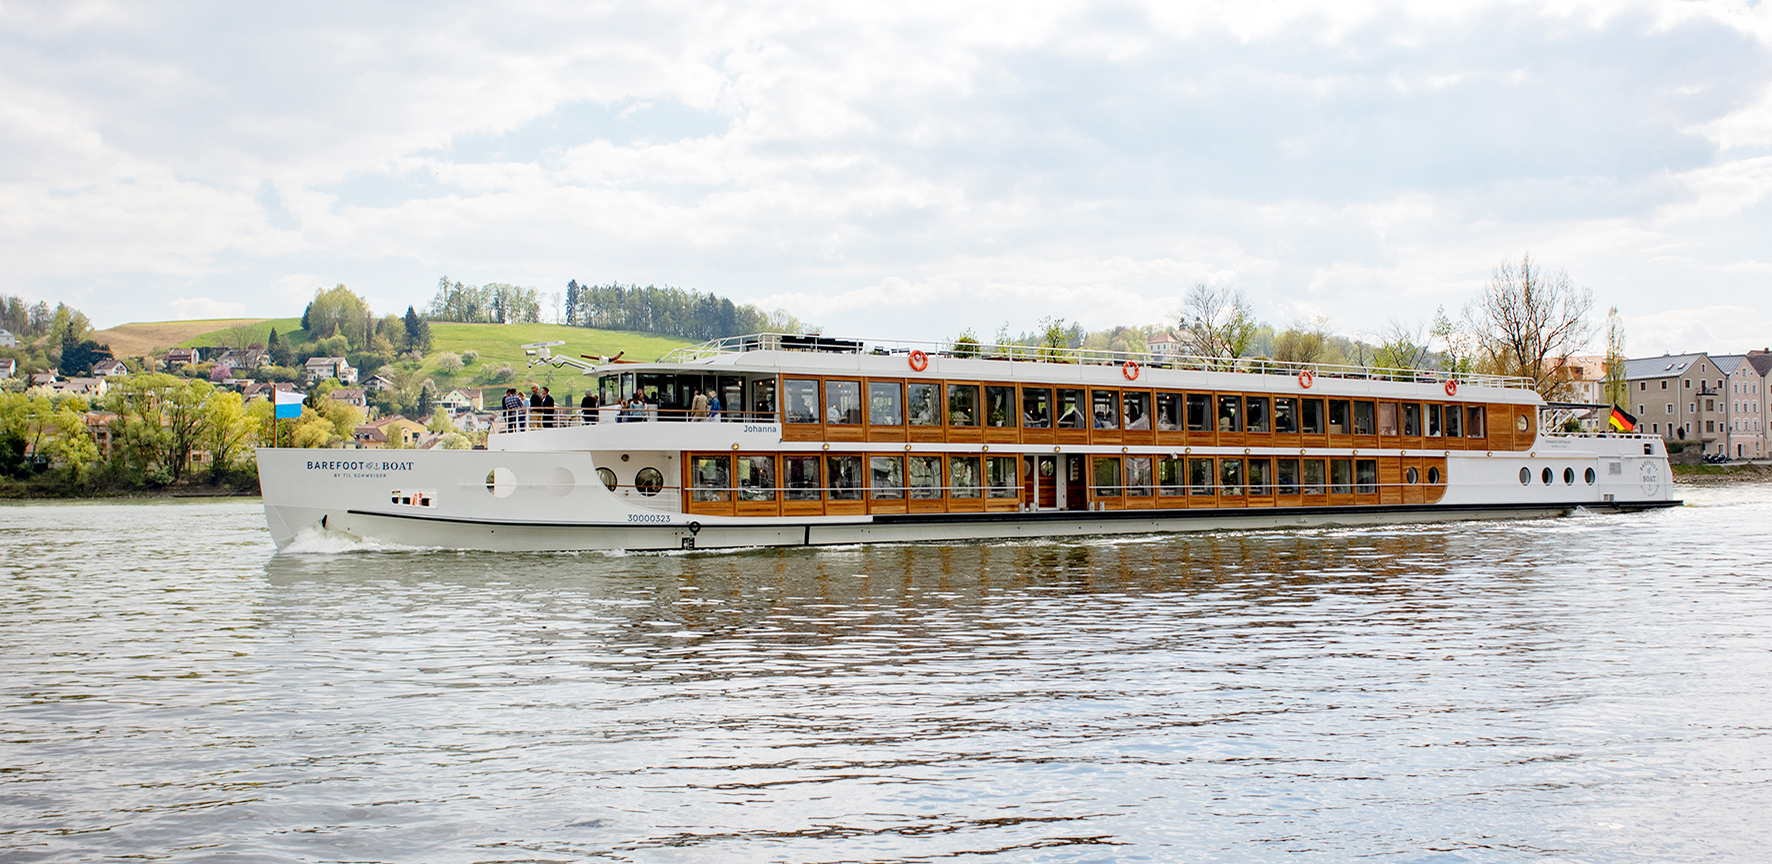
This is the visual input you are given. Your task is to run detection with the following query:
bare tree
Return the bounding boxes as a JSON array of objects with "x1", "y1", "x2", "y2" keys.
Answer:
[
  {"x1": 1372, "y1": 319, "x2": 1432, "y2": 371},
  {"x1": 1604, "y1": 306, "x2": 1627, "y2": 407},
  {"x1": 1465, "y1": 254, "x2": 1594, "y2": 399},
  {"x1": 1180, "y1": 283, "x2": 1257, "y2": 361}
]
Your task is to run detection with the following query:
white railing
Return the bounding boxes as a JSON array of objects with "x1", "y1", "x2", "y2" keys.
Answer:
[{"x1": 661, "y1": 333, "x2": 1535, "y2": 391}]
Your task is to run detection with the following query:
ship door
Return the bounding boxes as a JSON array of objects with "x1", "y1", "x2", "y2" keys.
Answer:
[
  {"x1": 1024, "y1": 455, "x2": 1059, "y2": 509},
  {"x1": 1062, "y1": 454, "x2": 1089, "y2": 511}
]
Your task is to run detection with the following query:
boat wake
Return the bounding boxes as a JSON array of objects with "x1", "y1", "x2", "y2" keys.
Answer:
[{"x1": 278, "y1": 525, "x2": 437, "y2": 555}]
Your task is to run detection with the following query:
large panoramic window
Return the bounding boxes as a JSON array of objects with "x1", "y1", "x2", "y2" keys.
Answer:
[
  {"x1": 1091, "y1": 390, "x2": 1119, "y2": 429},
  {"x1": 1276, "y1": 459, "x2": 1299, "y2": 495},
  {"x1": 1189, "y1": 458, "x2": 1214, "y2": 495},
  {"x1": 908, "y1": 455, "x2": 942, "y2": 498},
  {"x1": 907, "y1": 383, "x2": 939, "y2": 426},
  {"x1": 870, "y1": 456, "x2": 905, "y2": 499},
  {"x1": 825, "y1": 380, "x2": 861, "y2": 425},
  {"x1": 1353, "y1": 401, "x2": 1375, "y2": 436},
  {"x1": 1219, "y1": 458, "x2": 1244, "y2": 497},
  {"x1": 868, "y1": 382, "x2": 903, "y2": 426},
  {"x1": 1328, "y1": 400, "x2": 1350, "y2": 435},
  {"x1": 1274, "y1": 397, "x2": 1297, "y2": 434},
  {"x1": 947, "y1": 384, "x2": 979, "y2": 426},
  {"x1": 1378, "y1": 402, "x2": 1398, "y2": 436},
  {"x1": 783, "y1": 379, "x2": 820, "y2": 424},
  {"x1": 1056, "y1": 389, "x2": 1086, "y2": 428},
  {"x1": 1301, "y1": 459, "x2": 1326, "y2": 495},
  {"x1": 1125, "y1": 457, "x2": 1152, "y2": 496},
  {"x1": 826, "y1": 455, "x2": 864, "y2": 500},
  {"x1": 1445, "y1": 404, "x2": 1463, "y2": 437},
  {"x1": 784, "y1": 455, "x2": 820, "y2": 500},
  {"x1": 949, "y1": 456, "x2": 982, "y2": 498},
  {"x1": 1186, "y1": 394, "x2": 1212, "y2": 432},
  {"x1": 1022, "y1": 387, "x2": 1052, "y2": 428},
  {"x1": 984, "y1": 386, "x2": 1015, "y2": 428},
  {"x1": 1158, "y1": 457, "x2": 1185, "y2": 496},
  {"x1": 1123, "y1": 392, "x2": 1150, "y2": 431},
  {"x1": 1155, "y1": 393, "x2": 1181, "y2": 431},
  {"x1": 1245, "y1": 396, "x2": 1269, "y2": 433},
  {"x1": 1217, "y1": 395, "x2": 1242, "y2": 433},
  {"x1": 1402, "y1": 403, "x2": 1421, "y2": 436},
  {"x1": 1300, "y1": 399, "x2": 1324, "y2": 435},
  {"x1": 1247, "y1": 458, "x2": 1270, "y2": 496},
  {"x1": 1426, "y1": 404, "x2": 1443, "y2": 437},
  {"x1": 986, "y1": 457, "x2": 1019, "y2": 499},
  {"x1": 690, "y1": 456, "x2": 728, "y2": 502},
  {"x1": 1093, "y1": 457, "x2": 1121, "y2": 496},
  {"x1": 737, "y1": 456, "x2": 774, "y2": 501}
]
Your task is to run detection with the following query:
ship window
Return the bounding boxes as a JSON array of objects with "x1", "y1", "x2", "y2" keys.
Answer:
[
  {"x1": 1585, "y1": 467, "x2": 1597, "y2": 484},
  {"x1": 1156, "y1": 392, "x2": 1182, "y2": 431},
  {"x1": 985, "y1": 386, "x2": 1016, "y2": 428},
  {"x1": 485, "y1": 467, "x2": 515, "y2": 498},
  {"x1": 1405, "y1": 466, "x2": 1419, "y2": 484},
  {"x1": 1158, "y1": 457, "x2": 1185, "y2": 496},
  {"x1": 987, "y1": 456, "x2": 1019, "y2": 498},
  {"x1": 1300, "y1": 399, "x2": 1324, "y2": 435},
  {"x1": 1123, "y1": 392, "x2": 1150, "y2": 431},
  {"x1": 948, "y1": 456, "x2": 982, "y2": 498},
  {"x1": 596, "y1": 467, "x2": 617, "y2": 491},
  {"x1": 1520, "y1": 467, "x2": 1532, "y2": 485},
  {"x1": 1356, "y1": 459, "x2": 1378, "y2": 494},
  {"x1": 1274, "y1": 398, "x2": 1297, "y2": 434},
  {"x1": 1056, "y1": 389, "x2": 1086, "y2": 428},
  {"x1": 1445, "y1": 404, "x2": 1463, "y2": 438},
  {"x1": 1541, "y1": 467, "x2": 1553, "y2": 485},
  {"x1": 1125, "y1": 457, "x2": 1153, "y2": 496},
  {"x1": 1402, "y1": 403, "x2": 1422, "y2": 436},
  {"x1": 635, "y1": 467, "x2": 664, "y2": 497},
  {"x1": 1328, "y1": 401, "x2": 1350, "y2": 435},
  {"x1": 1301, "y1": 459, "x2": 1326, "y2": 495},
  {"x1": 908, "y1": 455, "x2": 942, "y2": 498},
  {"x1": 1563, "y1": 467, "x2": 1575, "y2": 485},
  {"x1": 1247, "y1": 458, "x2": 1270, "y2": 495},
  {"x1": 825, "y1": 380, "x2": 862, "y2": 425},
  {"x1": 907, "y1": 382, "x2": 939, "y2": 426},
  {"x1": 1219, "y1": 458, "x2": 1244, "y2": 496},
  {"x1": 783, "y1": 379, "x2": 820, "y2": 424},
  {"x1": 1186, "y1": 394, "x2": 1212, "y2": 432},
  {"x1": 1353, "y1": 401, "x2": 1375, "y2": 435},
  {"x1": 1427, "y1": 404, "x2": 1443, "y2": 437},
  {"x1": 947, "y1": 384, "x2": 979, "y2": 426},
  {"x1": 826, "y1": 455, "x2": 864, "y2": 500},
  {"x1": 1189, "y1": 458, "x2": 1214, "y2": 495},
  {"x1": 1093, "y1": 457, "x2": 1121, "y2": 497},
  {"x1": 1466, "y1": 407, "x2": 1485, "y2": 438},
  {"x1": 1428, "y1": 466, "x2": 1441, "y2": 484},
  {"x1": 784, "y1": 455, "x2": 821, "y2": 500},
  {"x1": 688, "y1": 458, "x2": 726, "y2": 502},
  {"x1": 1022, "y1": 387, "x2": 1052, "y2": 428},
  {"x1": 1276, "y1": 459, "x2": 1300, "y2": 494},
  {"x1": 1516, "y1": 414, "x2": 1531, "y2": 433},
  {"x1": 1379, "y1": 403, "x2": 1399, "y2": 436},
  {"x1": 738, "y1": 456, "x2": 775, "y2": 501},
  {"x1": 1246, "y1": 396, "x2": 1270, "y2": 433},
  {"x1": 870, "y1": 456, "x2": 905, "y2": 499},
  {"x1": 1217, "y1": 395, "x2": 1241, "y2": 433},
  {"x1": 1091, "y1": 390, "x2": 1119, "y2": 429},
  {"x1": 868, "y1": 382, "x2": 903, "y2": 426}
]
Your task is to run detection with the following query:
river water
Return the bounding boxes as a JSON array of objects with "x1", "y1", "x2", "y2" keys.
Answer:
[{"x1": 2, "y1": 485, "x2": 1770, "y2": 863}]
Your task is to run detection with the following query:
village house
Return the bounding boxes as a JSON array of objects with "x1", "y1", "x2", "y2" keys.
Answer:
[
  {"x1": 0, "y1": 357, "x2": 16, "y2": 379},
  {"x1": 303, "y1": 356, "x2": 357, "y2": 384},
  {"x1": 214, "y1": 346, "x2": 269, "y2": 371},
  {"x1": 1625, "y1": 353, "x2": 1730, "y2": 456},
  {"x1": 1558, "y1": 355, "x2": 1608, "y2": 405},
  {"x1": 164, "y1": 348, "x2": 201, "y2": 368},
  {"x1": 364, "y1": 373, "x2": 396, "y2": 392},
  {"x1": 328, "y1": 387, "x2": 367, "y2": 408},
  {"x1": 0, "y1": 328, "x2": 16, "y2": 348},
  {"x1": 83, "y1": 411, "x2": 119, "y2": 457},
  {"x1": 1145, "y1": 332, "x2": 1186, "y2": 361},
  {"x1": 438, "y1": 388, "x2": 481, "y2": 415},
  {"x1": 50, "y1": 377, "x2": 108, "y2": 398},
  {"x1": 1713, "y1": 354, "x2": 1767, "y2": 461},
  {"x1": 92, "y1": 358, "x2": 129, "y2": 377},
  {"x1": 30, "y1": 371, "x2": 58, "y2": 387},
  {"x1": 242, "y1": 381, "x2": 299, "y2": 403},
  {"x1": 352, "y1": 415, "x2": 425, "y2": 449}
]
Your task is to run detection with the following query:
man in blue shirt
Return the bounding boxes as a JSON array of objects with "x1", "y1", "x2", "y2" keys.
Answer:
[{"x1": 501, "y1": 388, "x2": 524, "y2": 432}]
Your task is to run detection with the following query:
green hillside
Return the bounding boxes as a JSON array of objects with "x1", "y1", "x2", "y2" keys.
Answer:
[
  {"x1": 183, "y1": 318, "x2": 306, "y2": 348},
  {"x1": 426, "y1": 322, "x2": 692, "y2": 371}
]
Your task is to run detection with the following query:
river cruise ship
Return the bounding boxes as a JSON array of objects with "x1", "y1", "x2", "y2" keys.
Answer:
[{"x1": 257, "y1": 333, "x2": 1678, "y2": 551}]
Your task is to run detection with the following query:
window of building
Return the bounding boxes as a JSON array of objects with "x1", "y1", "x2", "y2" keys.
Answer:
[
  {"x1": 1301, "y1": 459, "x2": 1325, "y2": 495},
  {"x1": 1155, "y1": 392, "x2": 1181, "y2": 431},
  {"x1": 784, "y1": 378, "x2": 820, "y2": 424},
  {"x1": 987, "y1": 456, "x2": 1019, "y2": 498},
  {"x1": 1276, "y1": 459, "x2": 1299, "y2": 494},
  {"x1": 785, "y1": 455, "x2": 820, "y2": 500},
  {"x1": 1246, "y1": 396, "x2": 1270, "y2": 433},
  {"x1": 1217, "y1": 395, "x2": 1241, "y2": 432},
  {"x1": 1122, "y1": 392, "x2": 1150, "y2": 431},
  {"x1": 825, "y1": 380, "x2": 862, "y2": 425},
  {"x1": 1056, "y1": 389, "x2": 1085, "y2": 428},
  {"x1": 1093, "y1": 457, "x2": 1121, "y2": 497},
  {"x1": 1186, "y1": 394, "x2": 1212, "y2": 431},
  {"x1": 737, "y1": 457, "x2": 774, "y2": 501},
  {"x1": 1022, "y1": 387, "x2": 1052, "y2": 429},
  {"x1": 1301, "y1": 399, "x2": 1324, "y2": 435},
  {"x1": 984, "y1": 386, "x2": 1015, "y2": 428},
  {"x1": 907, "y1": 382, "x2": 939, "y2": 426},
  {"x1": 908, "y1": 455, "x2": 942, "y2": 498},
  {"x1": 1353, "y1": 401, "x2": 1374, "y2": 435},
  {"x1": 1274, "y1": 398, "x2": 1297, "y2": 434},
  {"x1": 948, "y1": 456, "x2": 981, "y2": 498},
  {"x1": 868, "y1": 382, "x2": 903, "y2": 426},
  {"x1": 947, "y1": 384, "x2": 979, "y2": 426},
  {"x1": 870, "y1": 456, "x2": 904, "y2": 499},
  {"x1": 826, "y1": 455, "x2": 864, "y2": 499},
  {"x1": 1125, "y1": 457, "x2": 1153, "y2": 496},
  {"x1": 1219, "y1": 458, "x2": 1244, "y2": 496}
]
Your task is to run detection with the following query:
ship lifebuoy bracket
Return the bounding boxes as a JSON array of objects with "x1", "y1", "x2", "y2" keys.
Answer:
[
  {"x1": 908, "y1": 350, "x2": 929, "y2": 372},
  {"x1": 1298, "y1": 369, "x2": 1314, "y2": 388},
  {"x1": 1444, "y1": 379, "x2": 1458, "y2": 396},
  {"x1": 1122, "y1": 361, "x2": 1140, "y2": 381}
]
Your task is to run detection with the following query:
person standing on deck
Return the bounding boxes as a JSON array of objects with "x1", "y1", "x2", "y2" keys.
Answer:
[
  {"x1": 540, "y1": 387, "x2": 555, "y2": 428},
  {"x1": 707, "y1": 389, "x2": 722, "y2": 422},
  {"x1": 528, "y1": 385, "x2": 543, "y2": 430},
  {"x1": 581, "y1": 391, "x2": 597, "y2": 424},
  {"x1": 691, "y1": 389, "x2": 709, "y2": 421},
  {"x1": 501, "y1": 388, "x2": 524, "y2": 433}
]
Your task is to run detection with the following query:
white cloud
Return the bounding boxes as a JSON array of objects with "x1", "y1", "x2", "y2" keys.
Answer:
[{"x1": 167, "y1": 297, "x2": 246, "y2": 319}]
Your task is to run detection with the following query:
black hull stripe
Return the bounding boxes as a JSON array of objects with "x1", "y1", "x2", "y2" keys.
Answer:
[{"x1": 344, "y1": 499, "x2": 1680, "y2": 530}]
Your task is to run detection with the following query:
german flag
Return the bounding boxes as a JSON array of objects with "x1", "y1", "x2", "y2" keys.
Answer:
[{"x1": 1608, "y1": 405, "x2": 1638, "y2": 433}]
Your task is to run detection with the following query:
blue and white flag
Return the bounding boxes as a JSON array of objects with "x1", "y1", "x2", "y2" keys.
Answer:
[{"x1": 274, "y1": 389, "x2": 305, "y2": 419}]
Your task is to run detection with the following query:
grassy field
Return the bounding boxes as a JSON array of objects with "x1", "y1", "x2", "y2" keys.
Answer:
[
  {"x1": 182, "y1": 318, "x2": 306, "y2": 349},
  {"x1": 92, "y1": 319, "x2": 271, "y2": 356},
  {"x1": 426, "y1": 322, "x2": 692, "y2": 373}
]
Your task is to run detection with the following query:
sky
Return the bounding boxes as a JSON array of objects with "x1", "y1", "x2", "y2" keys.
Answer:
[{"x1": 3, "y1": 0, "x2": 1771, "y2": 357}]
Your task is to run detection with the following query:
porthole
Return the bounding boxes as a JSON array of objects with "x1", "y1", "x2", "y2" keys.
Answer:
[
  {"x1": 635, "y1": 467, "x2": 664, "y2": 497},
  {"x1": 1405, "y1": 467, "x2": 1419, "y2": 484},
  {"x1": 1584, "y1": 467, "x2": 1597, "y2": 485},
  {"x1": 597, "y1": 467, "x2": 618, "y2": 491},
  {"x1": 1519, "y1": 467, "x2": 1532, "y2": 485},
  {"x1": 1563, "y1": 467, "x2": 1575, "y2": 485},
  {"x1": 1428, "y1": 467, "x2": 1441, "y2": 484},
  {"x1": 1516, "y1": 415, "x2": 1530, "y2": 432},
  {"x1": 1541, "y1": 467, "x2": 1553, "y2": 485},
  {"x1": 485, "y1": 467, "x2": 515, "y2": 498},
  {"x1": 549, "y1": 466, "x2": 575, "y2": 497}
]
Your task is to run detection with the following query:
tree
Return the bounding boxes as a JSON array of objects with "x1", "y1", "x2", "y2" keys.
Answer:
[
  {"x1": 1604, "y1": 306, "x2": 1627, "y2": 408},
  {"x1": 304, "y1": 285, "x2": 374, "y2": 348},
  {"x1": 1274, "y1": 316, "x2": 1332, "y2": 365},
  {"x1": 1038, "y1": 316, "x2": 1071, "y2": 361},
  {"x1": 1372, "y1": 320, "x2": 1432, "y2": 372},
  {"x1": 1430, "y1": 305, "x2": 1473, "y2": 374},
  {"x1": 951, "y1": 329, "x2": 981, "y2": 358},
  {"x1": 204, "y1": 391, "x2": 254, "y2": 483},
  {"x1": 1465, "y1": 254, "x2": 1594, "y2": 399},
  {"x1": 1179, "y1": 283, "x2": 1257, "y2": 362},
  {"x1": 402, "y1": 305, "x2": 432, "y2": 352}
]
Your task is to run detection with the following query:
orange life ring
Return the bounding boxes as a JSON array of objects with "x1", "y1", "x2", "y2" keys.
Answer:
[
  {"x1": 1123, "y1": 361, "x2": 1140, "y2": 381},
  {"x1": 1298, "y1": 369, "x2": 1314, "y2": 388},
  {"x1": 1444, "y1": 379, "x2": 1458, "y2": 396},
  {"x1": 908, "y1": 350, "x2": 929, "y2": 372}
]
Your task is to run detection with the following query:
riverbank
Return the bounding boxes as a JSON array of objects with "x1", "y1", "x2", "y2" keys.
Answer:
[{"x1": 1673, "y1": 462, "x2": 1772, "y2": 483}]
